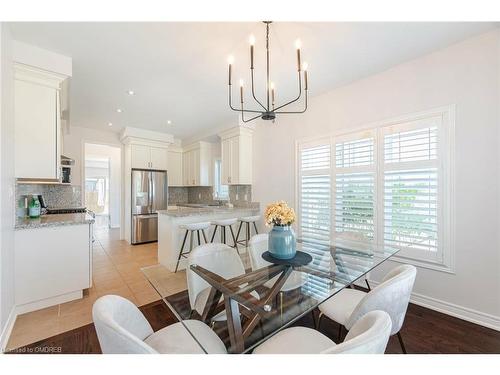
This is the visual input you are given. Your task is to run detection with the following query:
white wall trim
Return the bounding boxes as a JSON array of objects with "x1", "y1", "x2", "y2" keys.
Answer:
[
  {"x1": 0, "y1": 307, "x2": 17, "y2": 352},
  {"x1": 368, "y1": 279, "x2": 500, "y2": 331}
]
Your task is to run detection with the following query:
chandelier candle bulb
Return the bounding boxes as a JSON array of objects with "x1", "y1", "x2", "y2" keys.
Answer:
[
  {"x1": 249, "y1": 35, "x2": 255, "y2": 69},
  {"x1": 295, "y1": 39, "x2": 302, "y2": 71},
  {"x1": 303, "y1": 62, "x2": 308, "y2": 90},
  {"x1": 239, "y1": 79, "x2": 244, "y2": 103}
]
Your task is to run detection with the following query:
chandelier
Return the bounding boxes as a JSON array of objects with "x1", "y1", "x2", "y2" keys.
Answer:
[{"x1": 227, "y1": 21, "x2": 308, "y2": 123}]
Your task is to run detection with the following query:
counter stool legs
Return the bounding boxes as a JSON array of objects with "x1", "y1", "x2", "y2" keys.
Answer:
[
  {"x1": 210, "y1": 224, "x2": 239, "y2": 253},
  {"x1": 175, "y1": 228, "x2": 208, "y2": 273},
  {"x1": 236, "y1": 220, "x2": 259, "y2": 248}
]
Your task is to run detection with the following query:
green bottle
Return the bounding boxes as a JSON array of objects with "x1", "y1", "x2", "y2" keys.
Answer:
[{"x1": 28, "y1": 195, "x2": 41, "y2": 218}]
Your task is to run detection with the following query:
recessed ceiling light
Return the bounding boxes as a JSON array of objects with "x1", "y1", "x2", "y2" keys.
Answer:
[
  {"x1": 116, "y1": 108, "x2": 122, "y2": 113},
  {"x1": 167, "y1": 120, "x2": 172, "y2": 125},
  {"x1": 108, "y1": 122, "x2": 113, "y2": 127},
  {"x1": 127, "y1": 90, "x2": 135, "y2": 96}
]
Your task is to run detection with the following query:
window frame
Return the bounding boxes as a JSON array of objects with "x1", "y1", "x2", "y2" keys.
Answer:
[{"x1": 295, "y1": 105, "x2": 455, "y2": 273}]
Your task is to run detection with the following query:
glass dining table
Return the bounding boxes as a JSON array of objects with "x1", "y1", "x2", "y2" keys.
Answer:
[{"x1": 142, "y1": 238, "x2": 399, "y2": 354}]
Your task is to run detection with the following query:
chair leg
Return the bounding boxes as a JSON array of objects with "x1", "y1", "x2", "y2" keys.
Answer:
[
  {"x1": 246, "y1": 222, "x2": 250, "y2": 248},
  {"x1": 210, "y1": 225, "x2": 218, "y2": 242},
  {"x1": 311, "y1": 310, "x2": 318, "y2": 329},
  {"x1": 253, "y1": 221, "x2": 258, "y2": 234},
  {"x1": 189, "y1": 230, "x2": 194, "y2": 251},
  {"x1": 365, "y1": 279, "x2": 371, "y2": 291},
  {"x1": 397, "y1": 332, "x2": 407, "y2": 354},
  {"x1": 229, "y1": 225, "x2": 239, "y2": 254},
  {"x1": 197, "y1": 230, "x2": 201, "y2": 246},
  {"x1": 235, "y1": 221, "x2": 243, "y2": 244},
  {"x1": 175, "y1": 230, "x2": 189, "y2": 273},
  {"x1": 201, "y1": 229, "x2": 208, "y2": 243},
  {"x1": 316, "y1": 312, "x2": 323, "y2": 331},
  {"x1": 338, "y1": 324, "x2": 343, "y2": 341}
]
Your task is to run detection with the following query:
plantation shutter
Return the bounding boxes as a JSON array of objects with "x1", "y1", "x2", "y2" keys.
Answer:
[
  {"x1": 298, "y1": 140, "x2": 332, "y2": 300},
  {"x1": 333, "y1": 132, "x2": 376, "y2": 242},
  {"x1": 382, "y1": 117, "x2": 441, "y2": 262}
]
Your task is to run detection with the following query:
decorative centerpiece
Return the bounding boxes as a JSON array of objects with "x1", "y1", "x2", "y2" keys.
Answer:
[{"x1": 265, "y1": 201, "x2": 297, "y2": 259}]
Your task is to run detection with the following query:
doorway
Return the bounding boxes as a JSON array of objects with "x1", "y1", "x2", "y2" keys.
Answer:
[{"x1": 84, "y1": 143, "x2": 122, "y2": 231}]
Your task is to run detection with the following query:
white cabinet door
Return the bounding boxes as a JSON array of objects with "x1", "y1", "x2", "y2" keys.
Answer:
[
  {"x1": 221, "y1": 138, "x2": 232, "y2": 185},
  {"x1": 15, "y1": 80, "x2": 59, "y2": 179},
  {"x1": 15, "y1": 224, "x2": 91, "y2": 307},
  {"x1": 229, "y1": 137, "x2": 240, "y2": 185},
  {"x1": 150, "y1": 146, "x2": 168, "y2": 170},
  {"x1": 131, "y1": 144, "x2": 151, "y2": 169},
  {"x1": 167, "y1": 151, "x2": 183, "y2": 186},
  {"x1": 182, "y1": 151, "x2": 191, "y2": 186},
  {"x1": 192, "y1": 148, "x2": 200, "y2": 186}
]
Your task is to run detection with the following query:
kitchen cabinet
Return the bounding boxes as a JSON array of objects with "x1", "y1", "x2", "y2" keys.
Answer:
[
  {"x1": 182, "y1": 141, "x2": 211, "y2": 186},
  {"x1": 15, "y1": 223, "x2": 92, "y2": 313},
  {"x1": 219, "y1": 127, "x2": 253, "y2": 185},
  {"x1": 131, "y1": 144, "x2": 168, "y2": 170},
  {"x1": 14, "y1": 63, "x2": 66, "y2": 180},
  {"x1": 167, "y1": 149, "x2": 183, "y2": 186}
]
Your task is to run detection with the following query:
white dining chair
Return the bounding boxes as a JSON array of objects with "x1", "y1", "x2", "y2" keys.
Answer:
[
  {"x1": 248, "y1": 234, "x2": 306, "y2": 292},
  {"x1": 92, "y1": 295, "x2": 227, "y2": 354},
  {"x1": 253, "y1": 310, "x2": 392, "y2": 354},
  {"x1": 187, "y1": 243, "x2": 259, "y2": 322},
  {"x1": 317, "y1": 264, "x2": 417, "y2": 353}
]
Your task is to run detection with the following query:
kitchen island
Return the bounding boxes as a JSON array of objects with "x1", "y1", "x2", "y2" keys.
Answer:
[{"x1": 157, "y1": 205, "x2": 260, "y2": 272}]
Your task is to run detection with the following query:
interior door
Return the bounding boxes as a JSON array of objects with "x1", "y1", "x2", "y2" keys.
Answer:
[
  {"x1": 131, "y1": 169, "x2": 152, "y2": 214},
  {"x1": 151, "y1": 171, "x2": 168, "y2": 212}
]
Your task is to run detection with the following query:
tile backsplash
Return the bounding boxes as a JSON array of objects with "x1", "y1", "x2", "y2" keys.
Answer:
[
  {"x1": 16, "y1": 184, "x2": 82, "y2": 211},
  {"x1": 168, "y1": 185, "x2": 253, "y2": 206}
]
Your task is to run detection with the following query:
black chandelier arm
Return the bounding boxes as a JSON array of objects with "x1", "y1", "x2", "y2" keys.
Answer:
[
  {"x1": 250, "y1": 69, "x2": 268, "y2": 111},
  {"x1": 240, "y1": 101, "x2": 262, "y2": 123},
  {"x1": 275, "y1": 89, "x2": 308, "y2": 114},
  {"x1": 228, "y1": 85, "x2": 265, "y2": 114},
  {"x1": 273, "y1": 71, "x2": 303, "y2": 112}
]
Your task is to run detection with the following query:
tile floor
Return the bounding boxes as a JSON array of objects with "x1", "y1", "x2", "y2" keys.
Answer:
[{"x1": 6, "y1": 226, "x2": 187, "y2": 350}]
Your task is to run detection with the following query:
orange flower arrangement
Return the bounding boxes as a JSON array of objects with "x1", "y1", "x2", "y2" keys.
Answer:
[{"x1": 264, "y1": 200, "x2": 296, "y2": 226}]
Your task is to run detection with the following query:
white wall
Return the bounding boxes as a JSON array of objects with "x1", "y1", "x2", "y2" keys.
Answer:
[
  {"x1": 0, "y1": 23, "x2": 16, "y2": 349},
  {"x1": 84, "y1": 143, "x2": 122, "y2": 228},
  {"x1": 253, "y1": 30, "x2": 500, "y2": 328}
]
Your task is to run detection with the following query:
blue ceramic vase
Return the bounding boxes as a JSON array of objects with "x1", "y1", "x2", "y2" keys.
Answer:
[{"x1": 268, "y1": 225, "x2": 297, "y2": 260}]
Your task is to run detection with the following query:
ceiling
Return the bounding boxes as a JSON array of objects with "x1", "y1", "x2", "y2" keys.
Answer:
[{"x1": 8, "y1": 22, "x2": 498, "y2": 140}]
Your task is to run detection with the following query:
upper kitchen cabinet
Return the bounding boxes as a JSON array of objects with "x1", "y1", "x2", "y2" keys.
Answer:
[
  {"x1": 131, "y1": 144, "x2": 168, "y2": 170},
  {"x1": 167, "y1": 147, "x2": 183, "y2": 186},
  {"x1": 219, "y1": 127, "x2": 253, "y2": 185},
  {"x1": 182, "y1": 141, "x2": 211, "y2": 186},
  {"x1": 14, "y1": 63, "x2": 67, "y2": 180}
]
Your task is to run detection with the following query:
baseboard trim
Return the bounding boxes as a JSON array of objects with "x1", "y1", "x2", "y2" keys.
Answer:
[
  {"x1": 368, "y1": 279, "x2": 500, "y2": 331},
  {"x1": 0, "y1": 307, "x2": 17, "y2": 352},
  {"x1": 15, "y1": 290, "x2": 82, "y2": 315}
]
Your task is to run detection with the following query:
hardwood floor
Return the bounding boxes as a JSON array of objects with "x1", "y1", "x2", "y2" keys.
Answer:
[{"x1": 6, "y1": 294, "x2": 500, "y2": 354}]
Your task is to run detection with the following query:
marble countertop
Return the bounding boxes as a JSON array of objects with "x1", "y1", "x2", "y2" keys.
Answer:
[
  {"x1": 15, "y1": 213, "x2": 95, "y2": 230},
  {"x1": 157, "y1": 206, "x2": 260, "y2": 218}
]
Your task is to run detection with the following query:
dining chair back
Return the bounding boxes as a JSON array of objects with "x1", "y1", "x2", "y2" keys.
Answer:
[
  {"x1": 187, "y1": 243, "x2": 246, "y2": 311},
  {"x1": 345, "y1": 264, "x2": 417, "y2": 335},
  {"x1": 323, "y1": 310, "x2": 392, "y2": 354},
  {"x1": 92, "y1": 294, "x2": 157, "y2": 354},
  {"x1": 248, "y1": 233, "x2": 270, "y2": 270}
]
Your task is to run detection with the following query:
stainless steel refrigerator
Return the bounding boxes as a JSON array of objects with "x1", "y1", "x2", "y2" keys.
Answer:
[{"x1": 131, "y1": 169, "x2": 168, "y2": 244}]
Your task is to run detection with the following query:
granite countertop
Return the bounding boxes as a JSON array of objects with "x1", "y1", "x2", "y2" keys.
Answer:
[
  {"x1": 158, "y1": 205, "x2": 260, "y2": 218},
  {"x1": 15, "y1": 213, "x2": 95, "y2": 230}
]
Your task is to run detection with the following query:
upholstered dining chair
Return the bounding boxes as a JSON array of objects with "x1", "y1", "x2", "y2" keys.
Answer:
[
  {"x1": 317, "y1": 264, "x2": 417, "y2": 353},
  {"x1": 187, "y1": 243, "x2": 259, "y2": 322},
  {"x1": 92, "y1": 295, "x2": 227, "y2": 354},
  {"x1": 253, "y1": 310, "x2": 392, "y2": 354}
]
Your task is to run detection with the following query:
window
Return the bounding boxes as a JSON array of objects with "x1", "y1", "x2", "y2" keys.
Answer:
[
  {"x1": 296, "y1": 107, "x2": 454, "y2": 272},
  {"x1": 334, "y1": 133, "x2": 376, "y2": 242},
  {"x1": 214, "y1": 159, "x2": 229, "y2": 200}
]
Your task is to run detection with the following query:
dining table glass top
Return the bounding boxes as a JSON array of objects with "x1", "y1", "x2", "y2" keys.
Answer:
[{"x1": 142, "y1": 238, "x2": 399, "y2": 354}]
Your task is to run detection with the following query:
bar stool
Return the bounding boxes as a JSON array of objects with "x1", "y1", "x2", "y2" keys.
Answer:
[
  {"x1": 210, "y1": 218, "x2": 239, "y2": 253},
  {"x1": 175, "y1": 222, "x2": 210, "y2": 272},
  {"x1": 236, "y1": 215, "x2": 260, "y2": 248}
]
